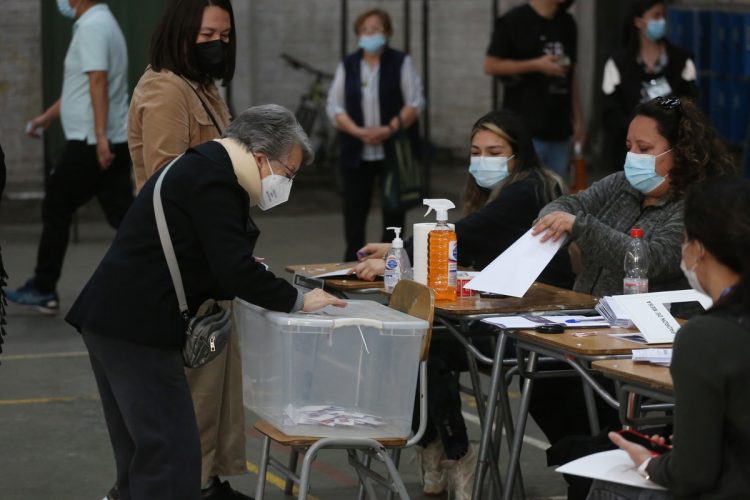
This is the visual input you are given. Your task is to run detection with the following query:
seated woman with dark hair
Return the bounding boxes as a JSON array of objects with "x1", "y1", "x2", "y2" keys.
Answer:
[
  {"x1": 529, "y1": 97, "x2": 737, "y2": 460},
  {"x1": 587, "y1": 176, "x2": 750, "y2": 499},
  {"x1": 354, "y1": 110, "x2": 574, "y2": 500}
]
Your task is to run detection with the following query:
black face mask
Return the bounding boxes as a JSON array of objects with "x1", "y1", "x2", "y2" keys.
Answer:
[{"x1": 195, "y1": 40, "x2": 227, "y2": 79}]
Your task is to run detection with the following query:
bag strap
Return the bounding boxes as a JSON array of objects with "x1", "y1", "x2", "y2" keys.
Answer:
[
  {"x1": 179, "y1": 76, "x2": 223, "y2": 135},
  {"x1": 153, "y1": 156, "x2": 190, "y2": 322}
]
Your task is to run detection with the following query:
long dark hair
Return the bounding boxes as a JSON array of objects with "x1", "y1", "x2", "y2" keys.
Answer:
[
  {"x1": 149, "y1": 0, "x2": 236, "y2": 87},
  {"x1": 633, "y1": 97, "x2": 737, "y2": 200},
  {"x1": 623, "y1": 0, "x2": 664, "y2": 56},
  {"x1": 684, "y1": 176, "x2": 750, "y2": 316},
  {"x1": 462, "y1": 110, "x2": 563, "y2": 215}
]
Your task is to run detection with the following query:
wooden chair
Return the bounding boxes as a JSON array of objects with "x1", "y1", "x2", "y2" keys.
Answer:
[{"x1": 253, "y1": 280, "x2": 435, "y2": 500}]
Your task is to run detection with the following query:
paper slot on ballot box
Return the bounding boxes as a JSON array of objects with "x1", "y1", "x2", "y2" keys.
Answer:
[{"x1": 466, "y1": 229, "x2": 564, "y2": 298}]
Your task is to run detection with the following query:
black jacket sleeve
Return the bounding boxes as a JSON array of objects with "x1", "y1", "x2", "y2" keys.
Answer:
[{"x1": 187, "y1": 171, "x2": 299, "y2": 313}]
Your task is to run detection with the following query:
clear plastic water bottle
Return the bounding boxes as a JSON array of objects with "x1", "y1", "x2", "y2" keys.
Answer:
[{"x1": 623, "y1": 227, "x2": 649, "y2": 294}]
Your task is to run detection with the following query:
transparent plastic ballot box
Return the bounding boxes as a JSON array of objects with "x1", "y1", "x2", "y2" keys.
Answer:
[{"x1": 234, "y1": 299, "x2": 429, "y2": 439}]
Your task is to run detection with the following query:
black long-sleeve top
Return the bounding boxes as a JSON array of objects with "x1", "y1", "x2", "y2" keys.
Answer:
[
  {"x1": 647, "y1": 310, "x2": 750, "y2": 498},
  {"x1": 408, "y1": 172, "x2": 574, "y2": 289}
]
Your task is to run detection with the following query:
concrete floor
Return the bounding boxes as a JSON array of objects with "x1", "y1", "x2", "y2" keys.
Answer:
[{"x1": 0, "y1": 173, "x2": 569, "y2": 499}]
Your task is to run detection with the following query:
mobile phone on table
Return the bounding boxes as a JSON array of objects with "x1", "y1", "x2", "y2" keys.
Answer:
[{"x1": 618, "y1": 429, "x2": 671, "y2": 454}]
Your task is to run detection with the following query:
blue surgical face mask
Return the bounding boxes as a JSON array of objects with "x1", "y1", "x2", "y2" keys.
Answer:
[
  {"x1": 358, "y1": 34, "x2": 387, "y2": 54},
  {"x1": 624, "y1": 149, "x2": 672, "y2": 193},
  {"x1": 645, "y1": 18, "x2": 667, "y2": 41},
  {"x1": 469, "y1": 155, "x2": 514, "y2": 189},
  {"x1": 57, "y1": 0, "x2": 77, "y2": 18}
]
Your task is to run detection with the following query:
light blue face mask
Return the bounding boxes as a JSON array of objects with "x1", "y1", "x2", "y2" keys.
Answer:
[
  {"x1": 624, "y1": 149, "x2": 672, "y2": 193},
  {"x1": 469, "y1": 155, "x2": 514, "y2": 189},
  {"x1": 645, "y1": 18, "x2": 667, "y2": 41},
  {"x1": 57, "y1": 0, "x2": 77, "y2": 18},
  {"x1": 358, "y1": 34, "x2": 387, "y2": 54}
]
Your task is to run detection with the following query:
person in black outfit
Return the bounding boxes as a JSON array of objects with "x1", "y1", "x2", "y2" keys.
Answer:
[
  {"x1": 6, "y1": 0, "x2": 134, "y2": 314},
  {"x1": 589, "y1": 176, "x2": 750, "y2": 499},
  {"x1": 353, "y1": 110, "x2": 574, "y2": 499},
  {"x1": 326, "y1": 8, "x2": 425, "y2": 261},
  {"x1": 601, "y1": 0, "x2": 698, "y2": 171},
  {"x1": 484, "y1": 0, "x2": 584, "y2": 179},
  {"x1": 66, "y1": 105, "x2": 345, "y2": 500}
]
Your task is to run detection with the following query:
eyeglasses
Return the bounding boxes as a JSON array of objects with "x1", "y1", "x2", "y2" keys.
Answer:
[
  {"x1": 654, "y1": 96, "x2": 681, "y2": 110},
  {"x1": 271, "y1": 158, "x2": 299, "y2": 181}
]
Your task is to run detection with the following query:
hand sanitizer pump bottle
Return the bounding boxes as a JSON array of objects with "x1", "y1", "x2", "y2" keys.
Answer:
[{"x1": 384, "y1": 227, "x2": 412, "y2": 293}]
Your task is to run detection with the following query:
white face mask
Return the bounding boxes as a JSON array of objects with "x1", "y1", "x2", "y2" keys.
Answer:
[
  {"x1": 257, "y1": 159, "x2": 292, "y2": 211},
  {"x1": 680, "y1": 242, "x2": 708, "y2": 296},
  {"x1": 57, "y1": 0, "x2": 77, "y2": 18},
  {"x1": 469, "y1": 155, "x2": 514, "y2": 189}
]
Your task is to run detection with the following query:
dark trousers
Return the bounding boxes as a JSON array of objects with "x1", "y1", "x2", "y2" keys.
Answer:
[
  {"x1": 34, "y1": 141, "x2": 133, "y2": 292},
  {"x1": 83, "y1": 331, "x2": 201, "y2": 500},
  {"x1": 341, "y1": 160, "x2": 406, "y2": 261}
]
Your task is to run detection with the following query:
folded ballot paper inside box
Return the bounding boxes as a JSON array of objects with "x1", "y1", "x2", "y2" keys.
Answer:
[{"x1": 234, "y1": 299, "x2": 428, "y2": 438}]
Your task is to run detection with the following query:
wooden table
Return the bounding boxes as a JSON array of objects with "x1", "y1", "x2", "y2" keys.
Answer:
[
  {"x1": 593, "y1": 359, "x2": 673, "y2": 393},
  {"x1": 435, "y1": 282, "x2": 596, "y2": 319},
  {"x1": 593, "y1": 359, "x2": 674, "y2": 430},
  {"x1": 429, "y1": 283, "x2": 596, "y2": 500},
  {"x1": 498, "y1": 327, "x2": 672, "y2": 500},
  {"x1": 285, "y1": 262, "x2": 384, "y2": 294}
]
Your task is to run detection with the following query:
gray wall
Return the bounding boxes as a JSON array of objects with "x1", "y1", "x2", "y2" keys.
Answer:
[
  {"x1": 232, "y1": 0, "x2": 599, "y2": 157},
  {"x1": 3, "y1": 0, "x2": 750, "y2": 197},
  {"x1": 2, "y1": 0, "x2": 44, "y2": 193}
]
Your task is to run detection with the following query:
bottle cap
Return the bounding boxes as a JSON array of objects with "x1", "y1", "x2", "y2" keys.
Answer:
[
  {"x1": 630, "y1": 228, "x2": 644, "y2": 238},
  {"x1": 387, "y1": 227, "x2": 403, "y2": 249}
]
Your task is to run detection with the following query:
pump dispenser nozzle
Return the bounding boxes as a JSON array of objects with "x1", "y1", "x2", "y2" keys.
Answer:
[
  {"x1": 423, "y1": 199, "x2": 456, "y2": 222},
  {"x1": 387, "y1": 226, "x2": 404, "y2": 249}
]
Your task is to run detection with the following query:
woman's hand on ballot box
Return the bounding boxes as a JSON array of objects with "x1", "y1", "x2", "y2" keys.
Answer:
[
  {"x1": 532, "y1": 211, "x2": 576, "y2": 243},
  {"x1": 303, "y1": 289, "x2": 347, "y2": 312},
  {"x1": 351, "y1": 259, "x2": 386, "y2": 281},
  {"x1": 356, "y1": 243, "x2": 390, "y2": 261}
]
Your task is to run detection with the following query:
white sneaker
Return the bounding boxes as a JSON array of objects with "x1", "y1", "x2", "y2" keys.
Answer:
[
  {"x1": 416, "y1": 439, "x2": 447, "y2": 495},
  {"x1": 441, "y1": 443, "x2": 478, "y2": 500}
]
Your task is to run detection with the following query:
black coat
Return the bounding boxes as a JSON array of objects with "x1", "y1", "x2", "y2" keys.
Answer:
[
  {"x1": 455, "y1": 173, "x2": 574, "y2": 289},
  {"x1": 66, "y1": 141, "x2": 299, "y2": 350}
]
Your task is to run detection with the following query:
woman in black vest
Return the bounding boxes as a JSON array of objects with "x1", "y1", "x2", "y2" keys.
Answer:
[
  {"x1": 326, "y1": 8, "x2": 425, "y2": 261},
  {"x1": 601, "y1": 0, "x2": 698, "y2": 171}
]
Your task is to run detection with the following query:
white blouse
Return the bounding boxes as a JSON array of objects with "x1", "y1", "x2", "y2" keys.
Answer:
[{"x1": 326, "y1": 55, "x2": 425, "y2": 161}]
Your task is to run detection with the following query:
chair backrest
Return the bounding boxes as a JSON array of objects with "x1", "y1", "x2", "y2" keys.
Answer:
[{"x1": 389, "y1": 280, "x2": 435, "y2": 362}]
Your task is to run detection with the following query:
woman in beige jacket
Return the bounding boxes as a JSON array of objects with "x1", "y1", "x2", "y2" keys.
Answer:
[{"x1": 126, "y1": 1, "x2": 248, "y2": 499}]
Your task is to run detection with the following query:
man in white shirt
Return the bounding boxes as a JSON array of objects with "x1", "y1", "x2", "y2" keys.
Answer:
[{"x1": 7, "y1": 0, "x2": 133, "y2": 315}]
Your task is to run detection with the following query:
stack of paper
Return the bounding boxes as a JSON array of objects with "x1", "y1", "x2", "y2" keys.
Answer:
[
  {"x1": 632, "y1": 348, "x2": 673, "y2": 366},
  {"x1": 283, "y1": 404, "x2": 384, "y2": 428},
  {"x1": 595, "y1": 296, "x2": 633, "y2": 328}
]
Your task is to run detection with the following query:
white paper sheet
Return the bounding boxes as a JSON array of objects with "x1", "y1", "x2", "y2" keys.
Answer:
[
  {"x1": 556, "y1": 449, "x2": 667, "y2": 490},
  {"x1": 482, "y1": 315, "x2": 610, "y2": 329},
  {"x1": 313, "y1": 267, "x2": 355, "y2": 278},
  {"x1": 612, "y1": 289, "x2": 712, "y2": 343},
  {"x1": 465, "y1": 229, "x2": 564, "y2": 297}
]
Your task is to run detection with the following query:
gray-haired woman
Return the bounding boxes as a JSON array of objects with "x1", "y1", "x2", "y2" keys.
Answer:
[{"x1": 66, "y1": 105, "x2": 345, "y2": 500}]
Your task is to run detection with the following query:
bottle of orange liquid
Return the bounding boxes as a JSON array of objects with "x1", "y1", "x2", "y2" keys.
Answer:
[{"x1": 424, "y1": 199, "x2": 457, "y2": 301}]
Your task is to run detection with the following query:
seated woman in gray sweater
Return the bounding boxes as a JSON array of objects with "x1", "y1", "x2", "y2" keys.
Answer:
[
  {"x1": 534, "y1": 96, "x2": 734, "y2": 298},
  {"x1": 588, "y1": 176, "x2": 750, "y2": 499},
  {"x1": 527, "y1": 97, "x2": 737, "y2": 463}
]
